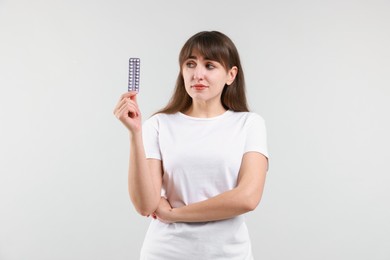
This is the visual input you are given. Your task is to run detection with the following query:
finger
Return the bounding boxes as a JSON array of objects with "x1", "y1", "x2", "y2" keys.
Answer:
[
  {"x1": 122, "y1": 101, "x2": 139, "y2": 119},
  {"x1": 114, "y1": 92, "x2": 138, "y2": 114},
  {"x1": 129, "y1": 92, "x2": 138, "y2": 102},
  {"x1": 115, "y1": 101, "x2": 135, "y2": 120},
  {"x1": 129, "y1": 107, "x2": 141, "y2": 119},
  {"x1": 133, "y1": 101, "x2": 141, "y2": 116},
  {"x1": 114, "y1": 98, "x2": 138, "y2": 117},
  {"x1": 113, "y1": 98, "x2": 127, "y2": 115},
  {"x1": 114, "y1": 98, "x2": 130, "y2": 117},
  {"x1": 114, "y1": 93, "x2": 134, "y2": 113},
  {"x1": 126, "y1": 102, "x2": 139, "y2": 118},
  {"x1": 125, "y1": 99, "x2": 139, "y2": 113},
  {"x1": 115, "y1": 92, "x2": 138, "y2": 111},
  {"x1": 119, "y1": 91, "x2": 138, "y2": 102},
  {"x1": 120, "y1": 105, "x2": 137, "y2": 120}
]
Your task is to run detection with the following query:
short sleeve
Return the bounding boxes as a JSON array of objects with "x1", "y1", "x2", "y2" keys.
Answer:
[
  {"x1": 244, "y1": 113, "x2": 269, "y2": 159},
  {"x1": 142, "y1": 115, "x2": 162, "y2": 160}
]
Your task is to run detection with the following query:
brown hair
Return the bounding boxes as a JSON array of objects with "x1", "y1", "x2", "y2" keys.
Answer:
[{"x1": 156, "y1": 31, "x2": 249, "y2": 114}]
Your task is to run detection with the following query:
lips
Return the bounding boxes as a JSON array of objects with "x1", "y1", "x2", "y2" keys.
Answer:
[{"x1": 192, "y1": 84, "x2": 208, "y2": 90}]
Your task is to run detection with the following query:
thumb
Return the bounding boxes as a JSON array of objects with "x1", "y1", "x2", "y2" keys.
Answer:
[{"x1": 129, "y1": 91, "x2": 138, "y2": 102}]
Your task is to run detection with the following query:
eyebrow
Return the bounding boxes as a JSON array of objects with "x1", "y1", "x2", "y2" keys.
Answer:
[{"x1": 188, "y1": 55, "x2": 213, "y2": 61}]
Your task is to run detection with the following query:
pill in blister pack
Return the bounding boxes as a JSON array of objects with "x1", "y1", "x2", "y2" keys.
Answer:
[{"x1": 128, "y1": 58, "x2": 140, "y2": 92}]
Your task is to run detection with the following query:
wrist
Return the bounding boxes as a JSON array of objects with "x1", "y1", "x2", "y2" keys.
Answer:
[
  {"x1": 129, "y1": 130, "x2": 142, "y2": 141},
  {"x1": 169, "y1": 207, "x2": 180, "y2": 223}
]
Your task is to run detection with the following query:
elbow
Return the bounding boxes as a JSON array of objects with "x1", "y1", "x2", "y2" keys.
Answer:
[
  {"x1": 240, "y1": 192, "x2": 262, "y2": 212},
  {"x1": 135, "y1": 204, "x2": 158, "y2": 217},
  {"x1": 244, "y1": 199, "x2": 260, "y2": 212},
  {"x1": 130, "y1": 196, "x2": 160, "y2": 217},
  {"x1": 138, "y1": 209, "x2": 153, "y2": 217}
]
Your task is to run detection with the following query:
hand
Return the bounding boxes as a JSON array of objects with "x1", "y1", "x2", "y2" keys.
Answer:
[
  {"x1": 113, "y1": 91, "x2": 142, "y2": 133},
  {"x1": 154, "y1": 197, "x2": 175, "y2": 224}
]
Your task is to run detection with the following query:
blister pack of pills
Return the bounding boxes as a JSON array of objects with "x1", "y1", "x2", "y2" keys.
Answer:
[{"x1": 128, "y1": 58, "x2": 140, "y2": 92}]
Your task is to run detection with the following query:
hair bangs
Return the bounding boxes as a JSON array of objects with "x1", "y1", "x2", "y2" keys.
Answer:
[{"x1": 179, "y1": 32, "x2": 230, "y2": 69}]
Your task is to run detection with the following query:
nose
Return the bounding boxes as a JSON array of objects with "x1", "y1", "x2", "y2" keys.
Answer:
[{"x1": 193, "y1": 65, "x2": 204, "y2": 81}]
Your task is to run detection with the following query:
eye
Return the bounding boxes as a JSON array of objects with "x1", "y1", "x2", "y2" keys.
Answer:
[
  {"x1": 206, "y1": 63, "x2": 215, "y2": 70},
  {"x1": 185, "y1": 61, "x2": 196, "y2": 68}
]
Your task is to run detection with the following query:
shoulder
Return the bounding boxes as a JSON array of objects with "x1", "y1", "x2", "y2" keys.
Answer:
[
  {"x1": 246, "y1": 112, "x2": 266, "y2": 126},
  {"x1": 228, "y1": 111, "x2": 266, "y2": 126},
  {"x1": 143, "y1": 113, "x2": 180, "y2": 129}
]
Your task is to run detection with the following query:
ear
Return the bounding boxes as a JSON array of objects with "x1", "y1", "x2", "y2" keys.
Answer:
[{"x1": 226, "y1": 66, "x2": 238, "y2": 86}]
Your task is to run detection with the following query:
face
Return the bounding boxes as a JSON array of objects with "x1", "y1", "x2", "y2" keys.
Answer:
[{"x1": 181, "y1": 52, "x2": 237, "y2": 106}]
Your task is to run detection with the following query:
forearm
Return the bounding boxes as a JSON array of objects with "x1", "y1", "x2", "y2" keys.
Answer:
[
  {"x1": 128, "y1": 132, "x2": 160, "y2": 216},
  {"x1": 169, "y1": 186, "x2": 261, "y2": 223},
  {"x1": 154, "y1": 151, "x2": 268, "y2": 224}
]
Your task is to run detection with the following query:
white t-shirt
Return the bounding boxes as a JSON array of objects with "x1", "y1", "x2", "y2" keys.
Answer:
[{"x1": 140, "y1": 110, "x2": 268, "y2": 260}]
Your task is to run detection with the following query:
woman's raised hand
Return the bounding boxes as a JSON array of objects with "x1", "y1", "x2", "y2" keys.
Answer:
[{"x1": 113, "y1": 91, "x2": 142, "y2": 133}]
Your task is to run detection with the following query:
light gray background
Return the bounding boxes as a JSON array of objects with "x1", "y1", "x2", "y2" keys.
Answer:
[{"x1": 1, "y1": 0, "x2": 389, "y2": 259}]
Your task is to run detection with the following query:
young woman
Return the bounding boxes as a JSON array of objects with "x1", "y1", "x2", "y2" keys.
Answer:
[{"x1": 114, "y1": 31, "x2": 269, "y2": 260}]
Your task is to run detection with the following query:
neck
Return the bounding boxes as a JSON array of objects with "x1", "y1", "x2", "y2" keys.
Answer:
[{"x1": 184, "y1": 101, "x2": 227, "y2": 118}]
